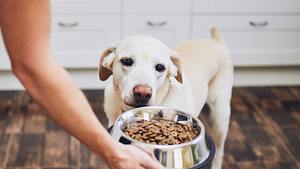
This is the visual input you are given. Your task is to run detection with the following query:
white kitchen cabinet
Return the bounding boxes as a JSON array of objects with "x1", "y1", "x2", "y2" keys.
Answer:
[
  {"x1": 123, "y1": 14, "x2": 190, "y2": 48},
  {"x1": 193, "y1": 0, "x2": 300, "y2": 13},
  {"x1": 51, "y1": 15, "x2": 121, "y2": 68},
  {"x1": 51, "y1": 0, "x2": 121, "y2": 14},
  {"x1": 192, "y1": 15, "x2": 300, "y2": 66},
  {"x1": 122, "y1": 0, "x2": 191, "y2": 48},
  {"x1": 50, "y1": 0, "x2": 121, "y2": 68},
  {"x1": 124, "y1": 0, "x2": 191, "y2": 14}
]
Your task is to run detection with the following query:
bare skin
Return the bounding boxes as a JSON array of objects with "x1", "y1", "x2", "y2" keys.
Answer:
[{"x1": 0, "y1": 1, "x2": 164, "y2": 169}]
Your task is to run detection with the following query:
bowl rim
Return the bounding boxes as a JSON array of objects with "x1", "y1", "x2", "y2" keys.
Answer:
[{"x1": 114, "y1": 106, "x2": 206, "y2": 149}]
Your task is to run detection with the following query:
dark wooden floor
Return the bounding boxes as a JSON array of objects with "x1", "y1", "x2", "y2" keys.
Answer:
[{"x1": 0, "y1": 87, "x2": 299, "y2": 169}]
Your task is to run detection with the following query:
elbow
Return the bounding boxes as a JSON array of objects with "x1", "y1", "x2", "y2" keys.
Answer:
[
  {"x1": 11, "y1": 55, "x2": 57, "y2": 85},
  {"x1": 11, "y1": 59, "x2": 38, "y2": 83}
]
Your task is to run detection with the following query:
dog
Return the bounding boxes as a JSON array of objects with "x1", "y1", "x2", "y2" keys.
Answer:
[{"x1": 99, "y1": 27, "x2": 233, "y2": 169}]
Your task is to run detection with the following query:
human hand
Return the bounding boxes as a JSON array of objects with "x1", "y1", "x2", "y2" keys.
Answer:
[{"x1": 106, "y1": 143, "x2": 165, "y2": 169}]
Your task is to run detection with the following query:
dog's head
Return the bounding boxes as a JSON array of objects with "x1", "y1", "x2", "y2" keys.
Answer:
[{"x1": 99, "y1": 35, "x2": 182, "y2": 108}]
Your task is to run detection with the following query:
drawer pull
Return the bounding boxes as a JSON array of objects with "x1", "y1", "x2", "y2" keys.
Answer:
[
  {"x1": 249, "y1": 21, "x2": 268, "y2": 27},
  {"x1": 147, "y1": 21, "x2": 167, "y2": 27},
  {"x1": 58, "y1": 22, "x2": 79, "y2": 28}
]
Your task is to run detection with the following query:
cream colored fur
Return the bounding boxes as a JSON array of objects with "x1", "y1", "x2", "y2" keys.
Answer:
[{"x1": 99, "y1": 28, "x2": 233, "y2": 169}]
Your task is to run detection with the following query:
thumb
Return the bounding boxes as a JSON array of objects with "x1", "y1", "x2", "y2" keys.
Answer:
[
  {"x1": 140, "y1": 155, "x2": 165, "y2": 169},
  {"x1": 131, "y1": 144, "x2": 164, "y2": 169}
]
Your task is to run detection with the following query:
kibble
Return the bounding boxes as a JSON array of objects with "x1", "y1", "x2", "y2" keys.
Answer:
[{"x1": 122, "y1": 119, "x2": 199, "y2": 145}]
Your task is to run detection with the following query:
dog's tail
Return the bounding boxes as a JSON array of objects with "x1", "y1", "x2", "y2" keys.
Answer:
[{"x1": 211, "y1": 27, "x2": 224, "y2": 44}]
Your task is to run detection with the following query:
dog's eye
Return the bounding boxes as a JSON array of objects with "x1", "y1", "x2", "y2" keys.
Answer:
[
  {"x1": 120, "y1": 57, "x2": 134, "y2": 66},
  {"x1": 155, "y1": 64, "x2": 166, "y2": 72}
]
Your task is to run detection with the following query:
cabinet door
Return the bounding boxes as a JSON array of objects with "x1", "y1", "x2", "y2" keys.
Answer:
[
  {"x1": 192, "y1": 15, "x2": 300, "y2": 66},
  {"x1": 0, "y1": 33, "x2": 11, "y2": 70},
  {"x1": 193, "y1": 0, "x2": 300, "y2": 13},
  {"x1": 123, "y1": 14, "x2": 190, "y2": 48},
  {"x1": 51, "y1": 0, "x2": 121, "y2": 14},
  {"x1": 124, "y1": 0, "x2": 191, "y2": 14},
  {"x1": 51, "y1": 15, "x2": 121, "y2": 68}
]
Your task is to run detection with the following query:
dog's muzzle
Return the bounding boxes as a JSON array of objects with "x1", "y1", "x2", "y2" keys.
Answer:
[{"x1": 132, "y1": 85, "x2": 152, "y2": 107}]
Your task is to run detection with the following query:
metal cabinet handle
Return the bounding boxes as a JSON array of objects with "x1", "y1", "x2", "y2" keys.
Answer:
[
  {"x1": 249, "y1": 21, "x2": 268, "y2": 27},
  {"x1": 147, "y1": 21, "x2": 167, "y2": 27},
  {"x1": 58, "y1": 22, "x2": 79, "y2": 28}
]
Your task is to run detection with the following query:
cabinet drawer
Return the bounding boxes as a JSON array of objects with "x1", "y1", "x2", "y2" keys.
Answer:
[
  {"x1": 51, "y1": 15, "x2": 121, "y2": 68},
  {"x1": 123, "y1": 14, "x2": 190, "y2": 48},
  {"x1": 193, "y1": 0, "x2": 300, "y2": 13},
  {"x1": 51, "y1": 0, "x2": 121, "y2": 14},
  {"x1": 52, "y1": 15, "x2": 118, "y2": 30},
  {"x1": 124, "y1": 0, "x2": 191, "y2": 14},
  {"x1": 192, "y1": 15, "x2": 300, "y2": 66},
  {"x1": 192, "y1": 15, "x2": 300, "y2": 30}
]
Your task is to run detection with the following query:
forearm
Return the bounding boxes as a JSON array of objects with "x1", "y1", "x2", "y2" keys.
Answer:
[
  {"x1": 15, "y1": 58, "x2": 117, "y2": 159},
  {"x1": 0, "y1": 0, "x2": 118, "y2": 161}
]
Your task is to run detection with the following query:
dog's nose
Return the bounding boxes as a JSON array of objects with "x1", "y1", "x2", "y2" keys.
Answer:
[{"x1": 133, "y1": 85, "x2": 152, "y2": 106}]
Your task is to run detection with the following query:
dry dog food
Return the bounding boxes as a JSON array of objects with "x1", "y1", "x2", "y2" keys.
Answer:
[{"x1": 122, "y1": 119, "x2": 199, "y2": 145}]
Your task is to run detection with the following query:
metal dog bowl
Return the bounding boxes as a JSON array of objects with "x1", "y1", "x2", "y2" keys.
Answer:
[{"x1": 108, "y1": 106, "x2": 215, "y2": 169}]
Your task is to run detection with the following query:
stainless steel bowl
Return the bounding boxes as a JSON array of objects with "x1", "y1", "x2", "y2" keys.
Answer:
[{"x1": 109, "y1": 106, "x2": 215, "y2": 169}]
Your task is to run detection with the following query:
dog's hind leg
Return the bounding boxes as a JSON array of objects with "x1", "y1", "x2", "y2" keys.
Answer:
[{"x1": 207, "y1": 66, "x2": 233, "y2": 169}]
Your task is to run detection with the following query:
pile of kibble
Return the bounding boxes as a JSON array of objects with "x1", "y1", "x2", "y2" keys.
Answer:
[{"x1": 122, "y1": 119, "x2": 199, "y2": 145}]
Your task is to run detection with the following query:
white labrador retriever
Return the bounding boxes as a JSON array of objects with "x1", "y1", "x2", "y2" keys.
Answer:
[{"x1": 99, "y1": 28, "x2": 233, "y2": 169}]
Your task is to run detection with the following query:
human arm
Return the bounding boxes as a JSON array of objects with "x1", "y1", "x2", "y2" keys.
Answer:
[{"x1": 0, "y1": 1, "x2": 163, "y2": 169}]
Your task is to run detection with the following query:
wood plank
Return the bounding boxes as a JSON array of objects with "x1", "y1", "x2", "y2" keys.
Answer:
[
  {"x1": 265, "y1": 108, "x2": 299, "y2": 127},
  {"x1": 224, "y1": 121, "x2": 247, "y2": 163},
  {"x1": 46, "y1": 118, "x2": 63, "y2": 131},
  {"x1": 282, "y1": 100, "x2": 300, "y2": 112},
  {"x1": 235, "y1": 161, "x2": 266, "y2": 169},
  {"x1": 69, "y1": 136, "x2": 80, "y2": 167},
  {"x1": 0, "y1": 92, "x2": 20, "y2": 134},
  {"x1": 226, "y1": 139, "x2": 257, "y2": 162},
  {"x1": 259, "y1": 99, "x2": 284, "y2": 112},
  {"x1": 80, "y1": 144, "x2": 91, "y2": 168},
  {"x1": 0, "y1": 88, "x2": 300, "y2": 168},
  {"x1": 231, "y1": 107, "x2": 263, "y2": 128},
  {"x1": 0, "y1": 134, "x2": 10, "y2": 167},
  {"x1": 14, "y1": 134, "x2": 44, "y2": 167},
  {"x1": 291, "y1": 111, "x2": 300, "y2": 123},
  {"x1": 289, "y1": 86, "x2": 300, "y2": 100},
  {"x1": 263, "y1": 160, "x2": 299, "y2": 169},
  {"x1": 280, "y1": 126, "x2": 300, "y2": 161},
  {"x1": 245, "y1": 87, "x2": 275, "y2": 99},
  {"x1": 242, "y1": 119, "x2": 295, "y2": 162},
  {"x1": 271, "y1": 87, "x2": 298, "y2": 101},
  {"x1": 43, "y1": 167, "x2": 76, "y2": 169},
  {"x1": 23, "y1": 104, "x2": 46, "y2": 134},
  {"x1": 0, "y1": 102, "x2": 12, "y2": 133},
  {"x1": 6, "y1": 134, "x2": 20, "y2": 166},
  {"x1": 5, "y1": 92, "x2": 26, "y2": 134},
  {"x1": 5, "y1": 112, "x2": 24, "y2": 134},
  {"x1": 43, "y1": 131, "x2": 69, "y2": 167},
  {"x1": 88, "y1": 153, "x2": 108, "y2": 169},
  {"x1": 84, "y1": 90, "x2": 104, "y2": 102},
  {"x1": 90, "y1": 102, "x2": 108, "y2": 128},
  {"x1": 84, "y1": 90, "x2": 108, "y2": 128},
  {"x1": 222, "y1": 162, "x2": 238, "y2": 169},
  {"x1": 0, "y1": 91, "x2": 19, "y2": 101},
  {"x1": 231, "y1": 96, "x2": 249, "y2": 113}
]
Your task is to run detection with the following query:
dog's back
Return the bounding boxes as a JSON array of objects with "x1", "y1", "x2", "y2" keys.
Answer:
[{"x1": 175, "y1": 27, "x2": 233, "y2": 114}]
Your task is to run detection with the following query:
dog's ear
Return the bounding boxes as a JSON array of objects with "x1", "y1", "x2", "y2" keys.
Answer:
[
  {"x1": 169, "y1": 51, "x2": 183, "y2": 83},
  {"x1": 99, "y1": 45, "x2": 117, "y2": 81}
]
